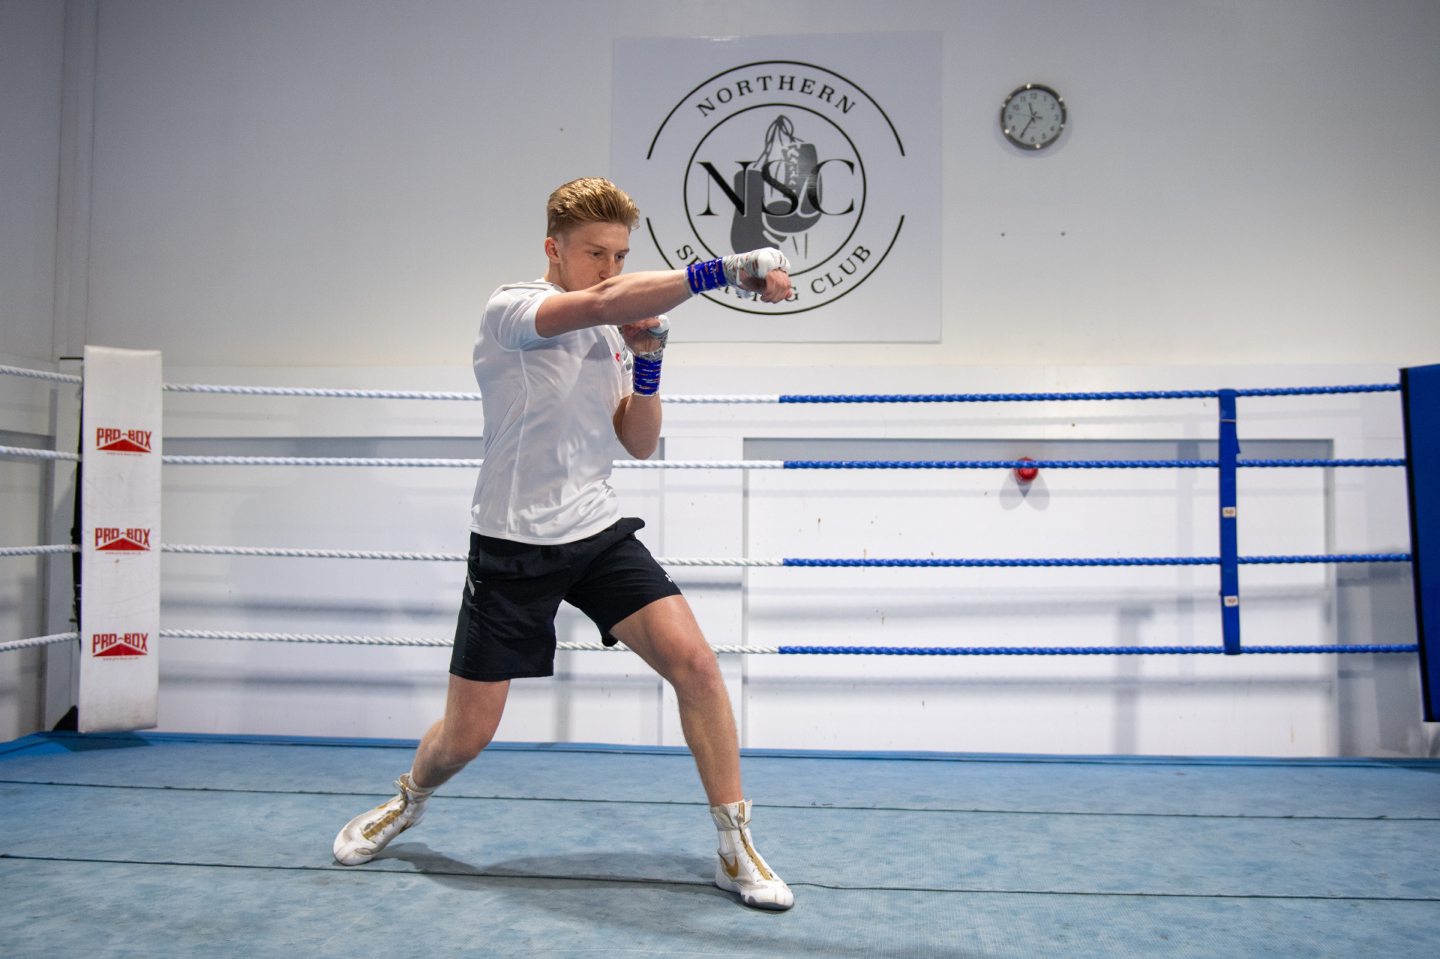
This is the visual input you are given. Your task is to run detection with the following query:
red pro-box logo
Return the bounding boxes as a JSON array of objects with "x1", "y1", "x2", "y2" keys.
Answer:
[
  {"x1": 92, "y1": 632, "x2": 149, "y2": 657},
  {"x1": 95, "y1": 527, "x2": 152, "y2": 552},
  {"x1": 95, "y1": 427, "x2": 153, "y2": 454}
]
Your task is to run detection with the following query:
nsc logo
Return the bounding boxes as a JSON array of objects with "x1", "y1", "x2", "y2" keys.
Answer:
[{"x1": 641, "y1": 60, "x2": 907, "y2": 316}]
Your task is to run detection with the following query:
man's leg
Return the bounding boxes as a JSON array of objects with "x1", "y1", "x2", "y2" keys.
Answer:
[
  {"x1": 608, "y1": 595, "x2": 740, "y2": 805},
  {"x1": 334, "y1": 675, "x2": 509, "y2": 864},
  {"x1": 411, "y1": 674, "x2": 511, "y2": 789},
  {"x1": 610, "y1": 595, "x2": 793, "y2": 910}
]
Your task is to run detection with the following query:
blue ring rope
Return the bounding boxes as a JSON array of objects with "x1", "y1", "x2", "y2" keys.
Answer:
[
  {"x1": 765, "y1": 382, "x2": 1409, "y2": 657},
  {"x1": 778, "y1": 553, "x2": 1409, "y2": 568},
  {"x1": 775, "y1": 384, "x2": 1400, "y2": 404},
  {"x1": 779, "y1": 458, "x2": 1405, "y2": 470},
  {"x1": 775, "y1": 644, "x2": 1418, "y2": 656}
]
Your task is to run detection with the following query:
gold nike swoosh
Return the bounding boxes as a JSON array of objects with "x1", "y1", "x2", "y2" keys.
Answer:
[{"x1": 720, "y1": 852, "x2": 741, "y2": 879}]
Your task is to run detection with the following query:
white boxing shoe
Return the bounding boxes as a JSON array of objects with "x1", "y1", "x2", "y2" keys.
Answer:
[
  {"x1": 333, "y1": 773, "x2": 433, "y2": 866},
  {"x1": 710, "y1": 799, "x2": 794, "y2": 910}
]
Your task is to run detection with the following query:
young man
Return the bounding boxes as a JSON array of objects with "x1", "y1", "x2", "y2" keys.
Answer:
[{"x1": 333, "y1": 178, "x2": 796, "y2": 910}]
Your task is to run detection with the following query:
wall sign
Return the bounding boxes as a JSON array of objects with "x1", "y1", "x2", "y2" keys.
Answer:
[{"x1": 613, "y1": 33, "x2": 941, "y2": 342}]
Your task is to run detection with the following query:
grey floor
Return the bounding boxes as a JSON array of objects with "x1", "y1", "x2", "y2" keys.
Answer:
[{"x1": 2, "y1": 732, "x2": 1438, "y2": 958}]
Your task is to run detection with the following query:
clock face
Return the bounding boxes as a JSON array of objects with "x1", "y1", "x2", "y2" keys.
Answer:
[{"x1": 1001, "y1": 84, "x2": 1066, "y2": 150}]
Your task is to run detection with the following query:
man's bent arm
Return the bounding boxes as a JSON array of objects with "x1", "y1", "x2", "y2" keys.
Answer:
[
  {"x1": 613, "y1": 393, "x2": 662, "y2": 460},
  {"x1": 536, "y1": 271, "x2": 692, "y2": 338}
]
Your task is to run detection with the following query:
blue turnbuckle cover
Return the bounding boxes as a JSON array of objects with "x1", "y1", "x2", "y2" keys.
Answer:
[
  {"x1": 1218, "y1": 390, "x2": 1242, "y2": 654},
  {"x1": 1401, "y1": 364, "x2": 1440, "y2": 721}
]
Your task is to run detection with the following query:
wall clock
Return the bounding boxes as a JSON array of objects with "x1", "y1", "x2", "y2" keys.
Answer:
[{"x1": 1001, "y1": 84, "x2": 1066, "y2": 150}]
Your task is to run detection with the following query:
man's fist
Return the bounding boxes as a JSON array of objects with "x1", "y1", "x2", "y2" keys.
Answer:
[{"x1": 722, "y1": 248, "x2": 792, "y2": 291}]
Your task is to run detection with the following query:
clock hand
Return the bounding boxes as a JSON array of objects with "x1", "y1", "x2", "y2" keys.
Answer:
[{"x1": 1019, "y1": 117, "x2": 1035, "y2": 138}]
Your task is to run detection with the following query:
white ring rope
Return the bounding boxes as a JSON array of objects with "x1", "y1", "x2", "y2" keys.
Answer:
[
  {"x1": 0, "y1": 446, "x2": 80, "y2": 463},
  {"x1": 0, "y1": 633, "x2": 78, "y2": 654},
  {"x1": 653, "y1": 395, "x2": 779, "y2": 404},
  {"x1": 160, "y1": 455, "x2": 783, "y2": 469},
  {"x1": 164, "y1": 455, "x2": 486, "y2": 468},
  {"x1": 655, "y1": 557, "x2": 785, "y2": 567},
  {"x1": 0, "y1": 545, "x2": 78, "y2": 558},
  {"x1": 161, "y1": 628, "x2": 775, "y2": 654},
  {"x1": 165, "y1": 544, "x2": 466, "y2": 562},
  {"x1": 161, "y1": 382, "x2": 780, "y2": 404},
  {"x1": 0, "y1": 364, "x2": 82, "y2": 385},
  {"x1": 1, "y1": 361, "x2": 782, "y2": 403},
  {"x1": 164, "y1": 384, "x2": 483, "y2": 401},
  {"x1": 161, "y1": 544, "x2": 782, "y2": 566},
  {"x1": 617, "y1": 460, "x2": 783, "y2": 469}
]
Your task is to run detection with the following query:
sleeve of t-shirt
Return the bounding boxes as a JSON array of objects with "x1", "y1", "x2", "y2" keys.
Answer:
[{"x1": 486, "y1": 285, "x2": 558, "y2": 352}]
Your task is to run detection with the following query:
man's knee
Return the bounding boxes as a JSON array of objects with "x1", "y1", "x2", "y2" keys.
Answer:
[{"x1": 668, "y1": 642, "x2": 725, "y2": 696}]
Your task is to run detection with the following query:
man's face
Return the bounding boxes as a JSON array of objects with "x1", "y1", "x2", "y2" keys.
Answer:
[{"x1": 548, "y1": 220, "x2": 630, "y2": 291}]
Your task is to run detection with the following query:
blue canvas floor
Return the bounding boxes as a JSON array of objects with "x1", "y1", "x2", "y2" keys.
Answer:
[{"x1": 2, "y1": 732, "x2": 1438, "y2": 958}]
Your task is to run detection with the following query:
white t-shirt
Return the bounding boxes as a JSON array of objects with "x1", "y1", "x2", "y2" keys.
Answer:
[{"x1": 469, "y1": 281, "x2": 631, "y2": 544}]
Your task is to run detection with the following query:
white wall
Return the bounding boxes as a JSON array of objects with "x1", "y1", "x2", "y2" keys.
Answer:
[
  {"x1": 0, "y1": 0, "x2": 68, "y2": 742},
  {"x1": 0, "y1": 0, "x2": 63, "y2": 365},
  {"x1": 3, "y1": 0, "x2": 1439, "y2": 753},
  {"x1": 74, "y1": 0, "x2": 1440, "y2": 369}
]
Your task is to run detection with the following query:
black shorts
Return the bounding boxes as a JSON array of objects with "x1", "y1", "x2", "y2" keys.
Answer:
[{"x1": 449, "y1": 517, "x2": 682, "y2": 681}]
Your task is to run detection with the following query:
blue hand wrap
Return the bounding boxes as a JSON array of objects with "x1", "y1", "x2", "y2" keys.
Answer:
[
  {"x1": 632, "y1": 354, "x2": 663, "y2": 396},
  {"x1": 686, "y1": 258, "x2": 727, "y2": 294}
]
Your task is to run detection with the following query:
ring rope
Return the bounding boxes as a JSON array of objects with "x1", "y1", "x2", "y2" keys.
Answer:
[
  {"x1": 780, "y1": 458, "x2": 1406, "y2": 470},
  {"x1": 0, "y1": 365, "x2": 1405, "y2": 402},
  {"x1": 2, "y1": 450, "x2": 1409, "y2": 470},
  {"x1": 163, "y1": 455, "x2": 486, "y2": 468},
  {"x1": 0, "y1": 545, "x2": 78, "y2": 558},
  {"x1": 150, "y1": 630, "x2": 1412, "y2": 657},
  {"x1": 156, "y1": 455, "x2": 1405, "y2": 470},
  {"x1": 778, "y1": 553, "x2": 1410, "y2": 568},
  {"x1": 158, "y1": 544, "x2": 1407, "y2": 567},
  {"x1": 776, "y1": 643, "x2": 1418, "y2": 655},
  {"x1": 3, "y1": 628, "x2": 1411, "y2": 657},
  {"x1": 776, "y1": 384, "x2": 1401, "y2": 403},
  {"x1": 163, "y1": 544, "x2": 468, "y2": 562},
  {"x1": 0, "y1": 364, "x2": 82, "y2": 386},
  {"x1": 158, "y1": 629, "x2": 772, "y2": 654},
  {"x1": 162, "y1": 383, "x2": 484, "y2": 401},
  {"x1": 0, "y1": 633, "x2": 79, "y2": 654},
  {"x1": 0, "y1": 445, "x2": 81, "y2": 463},
  {"x1": 153, "y1": 381, "x2": 1399, "y2": 403}
]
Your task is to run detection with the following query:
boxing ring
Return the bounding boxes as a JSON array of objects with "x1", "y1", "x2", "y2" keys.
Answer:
[
  {"x1": 3, "y1": 355, "x2": 1440, "y2": 956},
  {"x1": 3, "y1": 357, "x2": 1437, "y2": 711}
]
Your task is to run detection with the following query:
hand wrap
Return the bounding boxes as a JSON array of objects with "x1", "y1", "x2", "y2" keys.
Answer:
[
  {"x1": 686, "y1": 248, "x2": 791, "y2": 294},
  {"x1": 722, "y1": 248, "x2": 791, "y2": 288},
  {"x1": 631, "y1": 317, "x2": 668, "y2": 396}
]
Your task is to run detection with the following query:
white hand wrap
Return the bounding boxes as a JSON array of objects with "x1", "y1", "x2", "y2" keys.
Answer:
[{"x1": 721, "y1": 248, "x2": 792, "y2": 288}]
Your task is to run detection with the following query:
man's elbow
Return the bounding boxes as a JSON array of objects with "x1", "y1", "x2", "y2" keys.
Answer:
[{"x1": 625, "y1": 437, "x2": 658, "y2": 460}]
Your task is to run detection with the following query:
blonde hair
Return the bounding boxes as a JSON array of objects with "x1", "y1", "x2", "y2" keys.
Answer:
[{"x1": 546, "y1": 178, "x2": 640, "y2": 237}]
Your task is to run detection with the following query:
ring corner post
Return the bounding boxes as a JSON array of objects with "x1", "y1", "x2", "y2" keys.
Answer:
[
  {"x1": 1218, "y1": 389, "x2": 1242, "y2": 655},
  {"x1": 77, "y1": 346, "x2": 163, "y2": 733},
  {"x1": 1400, "y1": 364, "x2": 1440, "y2": 722}
]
